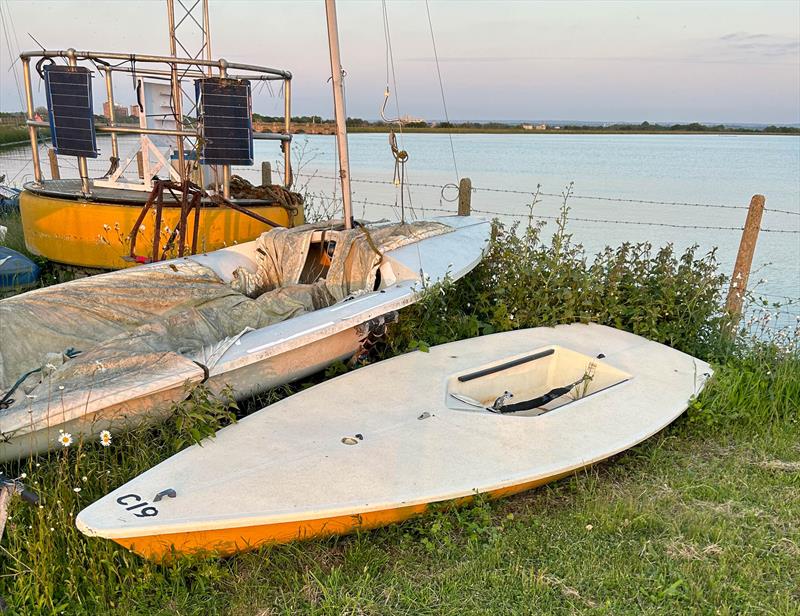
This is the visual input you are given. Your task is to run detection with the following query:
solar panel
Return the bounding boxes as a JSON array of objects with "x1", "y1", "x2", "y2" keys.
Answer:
[
  {"x1": 44, "y1": 65, "x2": 98, "y2": 158},
  {"x1": 196, "y1": 78, "x2": 253, "y2": 166}
]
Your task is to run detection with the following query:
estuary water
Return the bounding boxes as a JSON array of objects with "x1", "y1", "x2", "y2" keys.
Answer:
[
  {"x1": 276, "y1": 132, "x2": 800, "y2": 316},
  {"x1": 2, "y1": 132, "x2": 798, "y2": 323}
]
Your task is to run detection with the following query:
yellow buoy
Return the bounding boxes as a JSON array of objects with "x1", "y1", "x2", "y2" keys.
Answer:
[{"x1": 20, "y1": 184, "x2": 304, "y2": 270}]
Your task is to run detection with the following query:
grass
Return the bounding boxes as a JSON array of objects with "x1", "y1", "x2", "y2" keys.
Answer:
[
  {"x1": 0, "y1": 126, "x2": 29, "y2": 148},
  {"x1": 0, "y1": 197, "x2": 798, "y2": 614}
]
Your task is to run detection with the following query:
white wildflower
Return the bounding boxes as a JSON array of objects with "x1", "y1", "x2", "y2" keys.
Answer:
[
  {"x1": 73, "y1": 487, "x2": 81, "y2": 493},
  {"x1": 99, "y1": 430, "x2": 112, "y2": 447},
  {"x1": 58, "y1": 432, "x2": 73, "y2": 447}
]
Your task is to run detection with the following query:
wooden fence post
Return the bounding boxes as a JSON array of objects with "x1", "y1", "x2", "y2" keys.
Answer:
[
  {"x1": 458, "y1": 177, "x2": 472, "y2": 216},
  {"x1": 0, "y1": 484, "x2": 12, "y2": 542},
  {"x1": 47, "y1": 148, "x2": 60, "y2": 180},
  {"x1": 725, "y1": 194, "x2": 765, "y2": 323},
  {"x1": 262, "y1": 161, "x2": 272, "y2": 186},
  {"x1": 136, "y1": 151, "x2": 144, "y2": 179}
]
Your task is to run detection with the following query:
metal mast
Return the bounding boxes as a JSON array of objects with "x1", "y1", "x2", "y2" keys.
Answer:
[
  {"x1": 166, "y1": 0, "x2": 213, "y2": 182},
  {"x1": 324, "y1": 0, "x2": 353, "y2": 229}
]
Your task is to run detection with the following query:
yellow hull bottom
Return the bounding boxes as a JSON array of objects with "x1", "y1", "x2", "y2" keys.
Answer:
[
  {"x1": 112, "y1": 471, "x2": 574, "y2": 561},
  {"x1": 20, "y1": 191, "x2": 304, "y2": 270}
]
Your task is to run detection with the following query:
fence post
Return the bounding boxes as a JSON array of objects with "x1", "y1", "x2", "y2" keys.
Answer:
[
  {"x1": 0, "y1": 484, "x2": 12, "y2": 542},
  {"x1": 458, "y1": 177, "x2": 472, "y2": 216},
  {"x1": 47, "y1": 148, "x2": 60, "y2": 180},
  {"x1": 725, "y1": 194, "x2": 765, "y2": 324},
  {"x1": 261, "y1": 161, "x2": 272, "y2": 186}
]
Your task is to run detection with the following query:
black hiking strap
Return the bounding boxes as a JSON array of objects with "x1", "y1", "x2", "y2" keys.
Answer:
[{"x1": 497, "y1": 377, "x2": 587, "y2": 414}]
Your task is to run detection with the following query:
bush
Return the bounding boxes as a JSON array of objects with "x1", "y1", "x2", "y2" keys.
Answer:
[{"x1": 384, "y1": 200, "x2": 727, "y2": 361}]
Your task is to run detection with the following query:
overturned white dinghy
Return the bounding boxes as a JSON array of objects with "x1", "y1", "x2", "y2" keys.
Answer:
[
  {"x1": 0, "y1": 216, "x2": 490, "y2": 460},
  {"x1": 77, "y1": 323, "x2": 712, "y2": 560}
]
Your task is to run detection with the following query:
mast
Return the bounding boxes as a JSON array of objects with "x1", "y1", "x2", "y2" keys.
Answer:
[{"x1": 324, "y1": 0, "x2": 354, "y2": 229}]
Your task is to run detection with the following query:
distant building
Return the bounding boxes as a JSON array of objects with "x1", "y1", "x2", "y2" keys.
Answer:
[
  {"x1": 535, "y1": 123, "x2": 547, "y2": 130},
  {"x1": 102, "y1": 101, "x2": 129, "y2": 119},
  {"x1": 130, "y1": 105, "x2": 141, "y2": 118},
  {"x1": 400, "y1": 115, "x2": 426, "y2": 125},
  {"x1": 522, "y1": 124, "x2": 534, "y2": 130}
]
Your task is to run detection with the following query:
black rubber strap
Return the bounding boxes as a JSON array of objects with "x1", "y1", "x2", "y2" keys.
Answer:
[{"x1": 457, "y1": 348, "x2": 554, "y2": 383}]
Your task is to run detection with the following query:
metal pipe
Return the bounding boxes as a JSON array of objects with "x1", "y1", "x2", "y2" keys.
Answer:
[
  {"x1": 324, "y1": 0, "x2": 353, "y2": 229},
  {"x1": 21, "y1": 58, "x2": 42, "y2": 184},
  {"x1": 166, "y1": 10, "x2": 186, "y2": 183},
  {"x1": 222, "y1": 165, "x2": 231, "y2": 200},
  {"x1": 19, "y1": 49, "x2": 292, "y2": 79},
  {"x1": 103, "y1": 67, "x2": 119, "y2": 160},
  {"x1": 167, "y1": 0, "x2": 177, "y2": 56},
  {"x1": 219, "y1": 60, "x2": 231, "y2": 199},
  {"x1": 26, "y1": 119, "x2": 198, "y2": 138},
  {"x1": 26, "y1": 123, "x2": 291, "y2": 141},
  {"x1": 283, "y1": 78, "x2": 291, "y2": 187},
  {"x1": 202, "y1": 0, "x2": 213, "y2": 77},
  {"x1": 254, "y1": 133, "x2": 292, "y2": 142},
  {"x1": 103, "y1": 65, "x2": 285, "y2": 82},
  {"x1": 171, "y1": 64, "x2": 186, "y2": 180}
]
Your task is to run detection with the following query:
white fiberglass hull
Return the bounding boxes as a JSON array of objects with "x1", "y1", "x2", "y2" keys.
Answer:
[
  {"x1": 0, "y1": 216, "x2": 490, "y2": 461},
  {"x1": 77, "y1": 323, "x2": 712, "y2": 560}
]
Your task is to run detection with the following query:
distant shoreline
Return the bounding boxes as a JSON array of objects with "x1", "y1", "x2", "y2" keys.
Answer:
[{"x1": 343, "y1": 127, "x2": 800, "y2": 136}]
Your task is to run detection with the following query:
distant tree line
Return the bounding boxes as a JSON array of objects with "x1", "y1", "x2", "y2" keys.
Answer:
[{"x1": 252, "y1": 114, "x2": 800, "y2": 134}]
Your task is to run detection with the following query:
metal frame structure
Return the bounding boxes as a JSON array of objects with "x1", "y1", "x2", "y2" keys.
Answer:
[{"x1": 20, "y1": 48, "x2": 292, "y2": 198}]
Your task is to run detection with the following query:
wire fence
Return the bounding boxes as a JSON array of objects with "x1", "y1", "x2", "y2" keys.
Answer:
[
  {"x1": 2, "y1": 149, "x2": 799, "y2": 308},
  {"x1": 295, "y1": 173, "x2": 800, "y2": 235},
  {"x1": 300, "y1": 172, "x2": 800, "y2": 219}
]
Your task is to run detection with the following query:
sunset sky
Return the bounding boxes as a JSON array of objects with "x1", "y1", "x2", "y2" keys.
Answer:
[{"x1": 1, "y1": 0, "x2": 798, "y2": 124}]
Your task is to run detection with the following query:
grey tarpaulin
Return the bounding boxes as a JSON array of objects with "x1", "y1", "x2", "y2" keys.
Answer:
[{"x1": 0, "y1": 221, "x2": 451, "y2": 402}]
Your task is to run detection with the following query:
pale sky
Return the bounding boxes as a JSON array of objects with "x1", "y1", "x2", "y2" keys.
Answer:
[{"x1": 1, "y1": 0, "x2": 799, "y2": 124}]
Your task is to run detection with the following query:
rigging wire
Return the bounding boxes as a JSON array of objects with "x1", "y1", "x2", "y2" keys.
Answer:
[
  {"x1": 0, "y1": 1, "x2": 25, "y2": 111},
  {"x1": 424, "y1": 0, "x2": 459, "y2": 184},
  {"x1": 380, "y1": 0, "x2": 419, "y2": 222}
]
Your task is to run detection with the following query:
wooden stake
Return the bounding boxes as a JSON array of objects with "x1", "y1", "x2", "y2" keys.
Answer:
[
  {"x1": 725, "y1": 194, "x2": 765, "y2": 321},
  {"x1": 458, "y1": 177, "x2": 472, "y2": 216},
  {"x1": 47, "y1": 148, "x2": 60, "y2": 180},
  {"x1": 0, "y1": 485, "x2": 12, "y2": 542},
  {"x1": 136, "y1": 151, "x2": 144, "y2": 179},
  {"x1": 262, "y1": 161, "x2": 272, "y2": 186}
]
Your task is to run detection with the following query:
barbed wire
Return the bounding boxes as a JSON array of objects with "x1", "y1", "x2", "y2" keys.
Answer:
[
  {"x1": 748, "y1": 291, "x2": 800, "y2": 302},
  {"x1": 301, "y1": 192, "x2": 798, "y2": 234},
  {"x1": 469, "y1": 207, "x2": 799, "y2": 234},
  {"x1": 299, "y1": 172, "x2": 800, "y2": 217},
  {"x1": 2, "y1": 157, "x2": 800, "y2": 228}
]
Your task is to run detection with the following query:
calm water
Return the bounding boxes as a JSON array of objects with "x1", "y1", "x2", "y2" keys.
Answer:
[
  {"x1": 2, "y1": 133, "x2": 798, "y2": 322},
  {"x1": 275, "y1": 133, "x2": 800, "y2": 315}
]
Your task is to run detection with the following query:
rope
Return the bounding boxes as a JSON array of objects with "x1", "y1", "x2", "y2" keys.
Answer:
[
  {"x1": 0, "y1": 1, "x2": 25, "y2": 111},
  {"x1": 389, "y1": 132, "x2": 409, "y2": 222},
  {"x1": 380, "y1": 0, "x2": 418, "y2": 222}
]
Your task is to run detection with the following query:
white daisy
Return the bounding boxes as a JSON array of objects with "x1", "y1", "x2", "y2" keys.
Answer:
[
  {"x1": 99, "y1": 430, "x2": 112, "y2": 447},
  {"x1": 58, "y1": 432, "x2": 73, "y2": 448}
]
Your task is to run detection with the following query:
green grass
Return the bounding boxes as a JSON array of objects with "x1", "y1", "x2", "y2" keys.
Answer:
[
  {"x1": 0, "y1": 199, "x2": 797, "y2": 614},
  {"x1": 0, "y1": 126, "x2": 29, "y2": 147}
]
